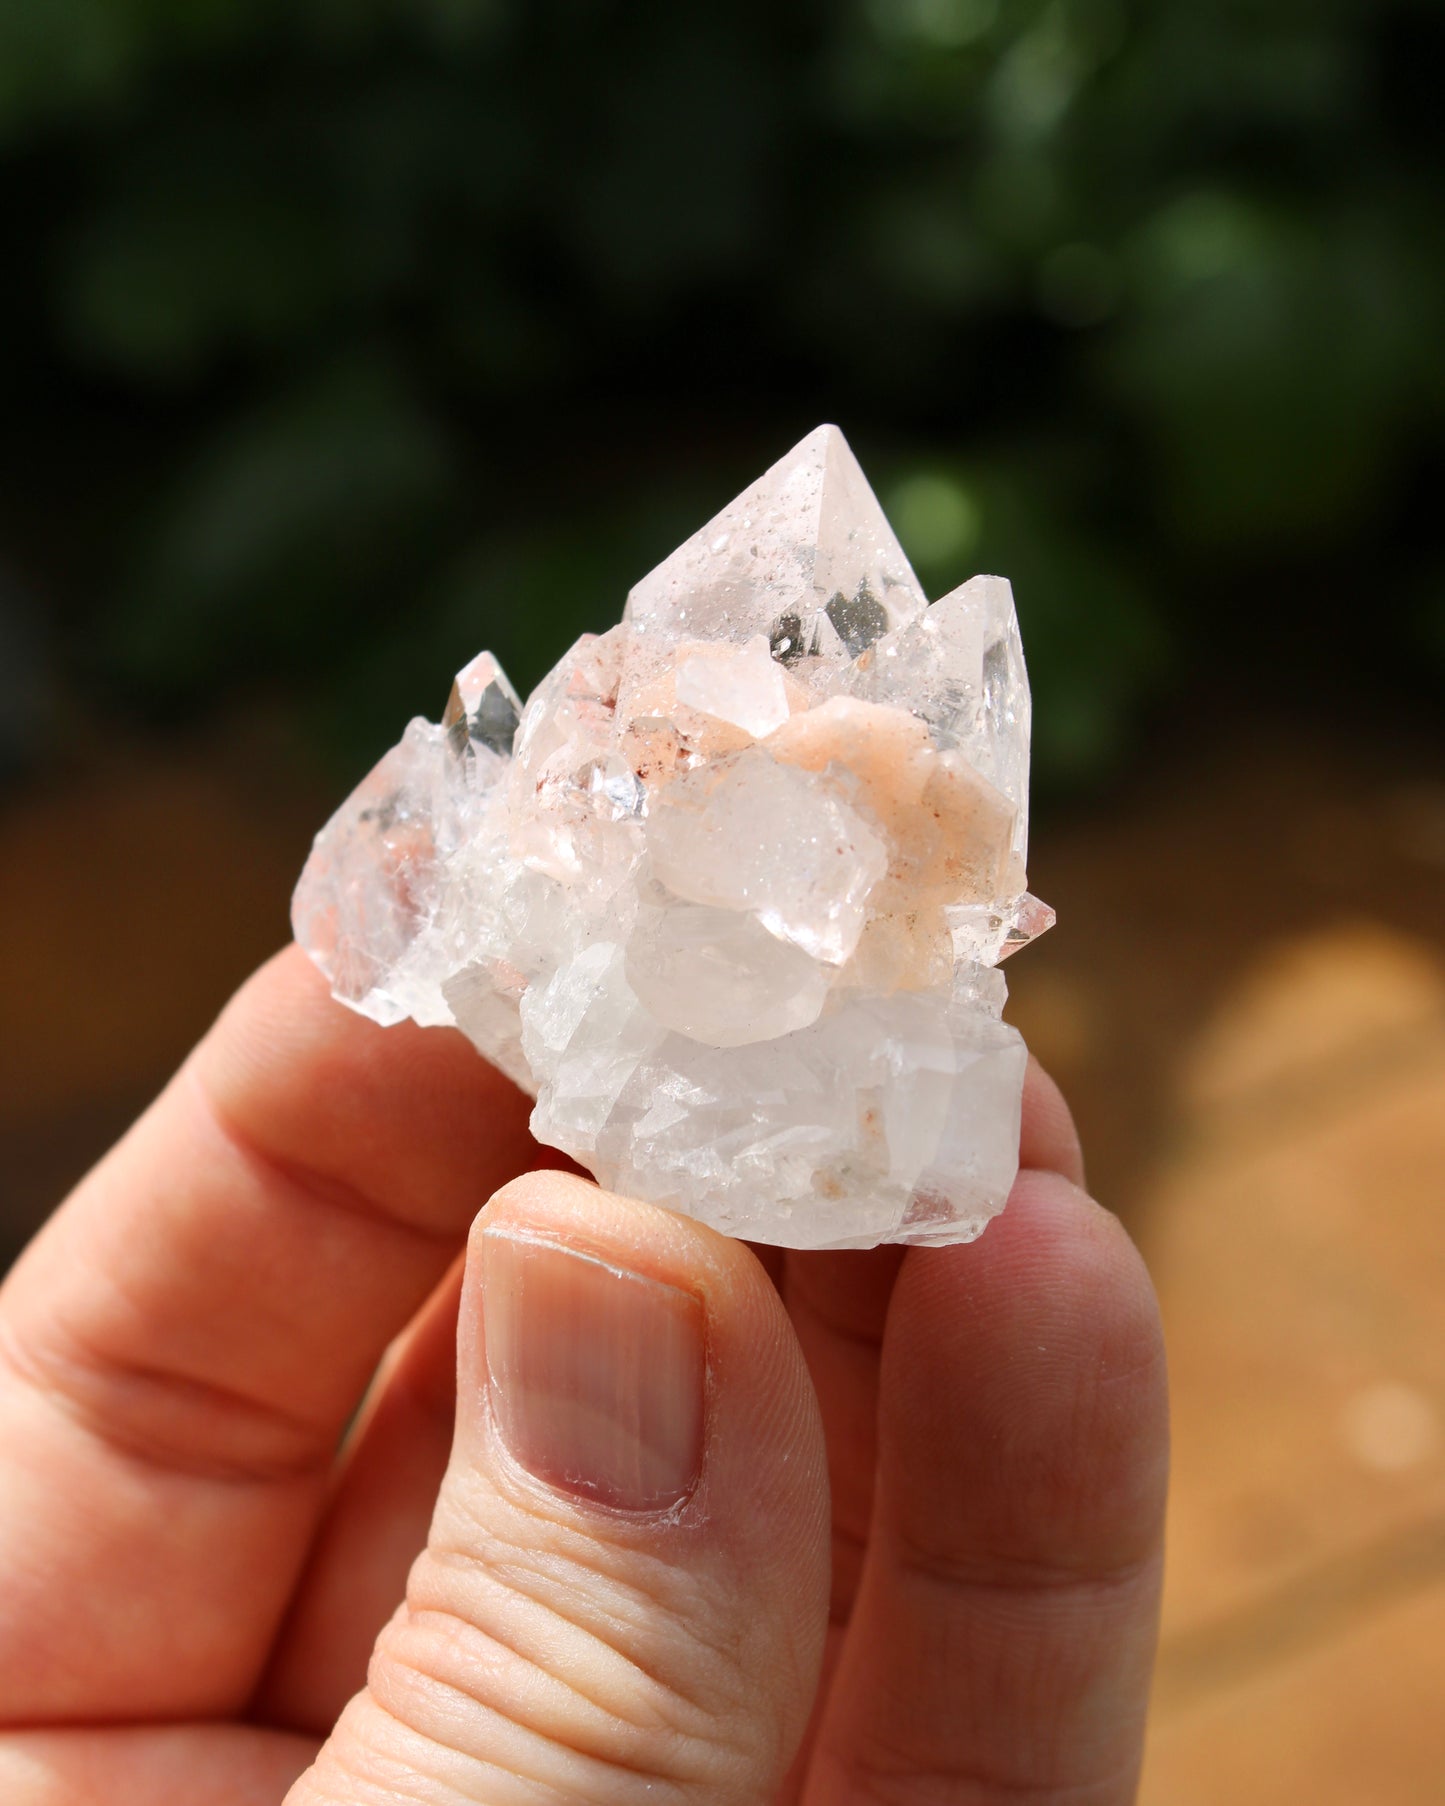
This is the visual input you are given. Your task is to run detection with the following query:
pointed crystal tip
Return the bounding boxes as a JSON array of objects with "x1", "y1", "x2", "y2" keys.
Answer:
[
  {"x1": 624, "y1": 423, "x2": 925, "y2": 660},
  {"x1": 997, "y1": 893, "x2": 1056, "y2": 961},
  {"x1": 445, "y1": 651, "x2": 523, "y2": 759}
]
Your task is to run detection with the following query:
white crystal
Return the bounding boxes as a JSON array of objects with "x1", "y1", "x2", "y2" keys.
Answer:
[
  {"x1": 644, "y1": 750, "x2": 887, "y2": 966},
  {"x1": 626, "y1": 898, "x2": 833, "y2": 1047},
  {"x1": 293, "y1": 425, "x2": 1053, "y2": 1249},
  {"x1": 674, "y1": 634, "x2": 790, "y2": 737}
]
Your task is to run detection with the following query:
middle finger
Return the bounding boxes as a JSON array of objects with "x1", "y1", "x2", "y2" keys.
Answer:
[{"x1": 785, "y1": 1055, "x2": 1088, "y2": 1634}]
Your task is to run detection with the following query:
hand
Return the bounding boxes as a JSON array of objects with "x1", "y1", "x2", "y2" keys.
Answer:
[{"x1": 0, "y1": 946, "x2": 1168, "y2": 1805}]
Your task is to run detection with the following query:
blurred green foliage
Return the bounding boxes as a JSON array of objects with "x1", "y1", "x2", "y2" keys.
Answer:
[{"x1": 0, "y1": 0, "x2": 1441, "y2": 785}]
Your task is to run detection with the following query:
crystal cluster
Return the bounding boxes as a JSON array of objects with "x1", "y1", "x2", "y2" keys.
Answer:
[{"x1": 293, "y1": 426, "x2": 1053, "y2": 1249}]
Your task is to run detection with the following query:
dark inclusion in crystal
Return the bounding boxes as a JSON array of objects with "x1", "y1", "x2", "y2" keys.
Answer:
[
  {"x1": 825, "y1": 581, "x2": 890, "y2": 658},
  {"x1": 769, "y1": 610, "x2": 822, "y2": 667},
  {"x1": 357, "y1": 794, "x2": 401, "y2": 831}
]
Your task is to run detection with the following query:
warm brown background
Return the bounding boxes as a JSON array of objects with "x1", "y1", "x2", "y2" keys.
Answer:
[{"x1": 4, "y1": 703, "x2": 1443, "y2": 1802}]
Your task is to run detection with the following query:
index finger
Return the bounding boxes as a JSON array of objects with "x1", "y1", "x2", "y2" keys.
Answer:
[{"x1": 0, "y1": 946, "x2": 543, "y2": 1724}]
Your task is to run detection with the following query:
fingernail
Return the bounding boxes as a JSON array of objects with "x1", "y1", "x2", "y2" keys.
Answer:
[{"x1": 481, "y1": 1228, "x2": 705, "y2": 1513}]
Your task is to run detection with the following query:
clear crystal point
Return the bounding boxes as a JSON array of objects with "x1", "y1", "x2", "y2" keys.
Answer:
[
  {"x1": 624, "y1": 424, "x2": 927, "y2": 670},
  {"x1": 293, "y1": 427, "x2": 1053, "y2": 1250},
  {"x1": 997, "y1": 892, "x2": 1057, "y2": 960},
  {"x1": 445, "y1": 650, "x2": 523, "y2": 761},
  {"x1": 854, "y1": 572, "x2": 1031, "y2": 863}
]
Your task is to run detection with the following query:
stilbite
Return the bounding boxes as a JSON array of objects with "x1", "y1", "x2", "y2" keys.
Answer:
[{"x1": 293, "y1": 426, "x2": 1053, "y2": 1248}]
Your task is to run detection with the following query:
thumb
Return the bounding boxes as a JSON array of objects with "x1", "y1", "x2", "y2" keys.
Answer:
[{"x1": 287, "y1": 1171, "x2": 831, "y2": 1806}]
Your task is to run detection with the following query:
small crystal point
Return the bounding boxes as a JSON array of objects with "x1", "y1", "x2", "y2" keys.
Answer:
[
  {"x1": 997, "y1": 891, "x2": 1057, "y2": 960},
  {"x1": 445, "y1": 650, "x2": 523, "y2": 760},
  {"x1": 294, "y1": 428, "x2": 1054, "y2": 1250},
  {"x1": 853, "y1": 572, "x2": 1033, "y2": 865}
]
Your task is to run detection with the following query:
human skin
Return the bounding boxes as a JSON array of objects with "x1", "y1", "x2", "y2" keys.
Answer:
[{"x1": 0, "y1": 945, "x2": 1168, "y2": 1804}]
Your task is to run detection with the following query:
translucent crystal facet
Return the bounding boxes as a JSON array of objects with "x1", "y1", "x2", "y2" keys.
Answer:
[
  {"x1": 624, "y1": 423, "x2": 927, "y2": 673},
  {"x1": 293, "y1": 425, "x2": 1053, "y2": 1249},
  {"x1": 444, "y1": 649, "x2": 523, "y2": 760}
]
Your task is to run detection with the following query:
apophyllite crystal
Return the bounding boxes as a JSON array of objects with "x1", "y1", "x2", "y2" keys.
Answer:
[{"x1": 293, "y1": 426, "x2": 1053, "y2": 1249}]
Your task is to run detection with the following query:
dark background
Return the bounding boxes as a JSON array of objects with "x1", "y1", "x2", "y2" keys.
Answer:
[
  {"x1": 1, "y1": 8, "x2": 1444, "y2": 1797},
  {"x1": 2, "y1": 0, "x2": 1443, "y2": 789}
]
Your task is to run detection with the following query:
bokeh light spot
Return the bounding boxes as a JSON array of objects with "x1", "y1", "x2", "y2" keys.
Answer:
[
  {"x1": 1136, "y1": 190, "x2": 1268, "y2": 298},
  {"x1": 868, "y1": 0, "x2": 998, "y2": 50},
  {"x1": 1340, "y1": 1383, "x2": 1440, "y2": 1475},
  {"x1": 888, "y1": 472, "x2": 983, "y2": 568}
]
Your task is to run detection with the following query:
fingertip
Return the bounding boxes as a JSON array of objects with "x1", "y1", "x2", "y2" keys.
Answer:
[
  {"x1": 466, "y1": 1170, "x2": 829, "y2": 1536},
  {"x1": 1020, "y1": 1053, "x2": 1087, "y2": 1188},
  {"x1": 475, "y1": 1167, "x2": 602, "y2": 1243},
  {"x1": 969, "y1": 1165, "x2": 1157, "y2": 1311},
  {"x1": 475, "y1": 1168, "x2": 751, "y2": 1302},
  {"x1": 884, "y1": 1166, "x2": 1168, "y2": 1578}
]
